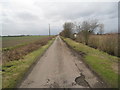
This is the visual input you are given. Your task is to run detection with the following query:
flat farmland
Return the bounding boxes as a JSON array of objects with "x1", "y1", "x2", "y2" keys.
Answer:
[
  {"x1": 2, "y1": 35, "x2": 54, "y2": 63},
  {"x1": 2, "y1": 36, "x2": 49, "y2": 48}
]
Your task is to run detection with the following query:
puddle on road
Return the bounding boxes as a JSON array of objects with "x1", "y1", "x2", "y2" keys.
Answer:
[
  {"x1": 44, "y1": 73, "x2": 90, "y2": 88},
  {"x1": 75, "y1": 73, "x2": 90, "y2": 87}
]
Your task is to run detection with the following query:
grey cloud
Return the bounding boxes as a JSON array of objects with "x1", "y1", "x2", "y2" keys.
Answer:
[
  {"x1": 2, "y1": 1, "x2": 118, "y2": 35},
  {"x1": 17, "y1": 12, "x2": 39, "y2": 21},
  {"x1": 36, "y1": 2, "x2": 117, "y2": 21}
]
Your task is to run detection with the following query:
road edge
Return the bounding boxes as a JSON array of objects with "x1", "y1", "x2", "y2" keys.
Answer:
[{"x1": 16, "y1": 38, "x2": 56, "y2": 88}]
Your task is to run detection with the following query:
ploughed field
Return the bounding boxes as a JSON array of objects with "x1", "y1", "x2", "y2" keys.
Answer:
[{"x1": 2, "y1": 36, "x2": 54, "y2": 63}]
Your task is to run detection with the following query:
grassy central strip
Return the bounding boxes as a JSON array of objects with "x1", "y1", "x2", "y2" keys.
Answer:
[
  {"x1": 62, "y1": 37, "x2": 119, "y2": 88},
  {"x1": 2, "y1": 38, "x2": 55, "y2": 88}
]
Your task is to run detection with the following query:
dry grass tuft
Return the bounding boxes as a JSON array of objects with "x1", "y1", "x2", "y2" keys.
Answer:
[{"x1": 76, "y1": 34, "x2": 119, "y2": 57}]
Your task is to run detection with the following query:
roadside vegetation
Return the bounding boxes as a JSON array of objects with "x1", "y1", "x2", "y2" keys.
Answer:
[
  {"x1": 60, "y1": 19, "x2": 119, "y2": 57},
  {"x1": 76, "y1": 34, "x2": 119, "y2": 57},
  {"x1": 60, "y1": 19, "x2": 119, "y2": 87},
  {"x1": 2, "y1": 37, "x2": 55, "y2": 88},
  {"x1": 62, "y1": 37, "x2": 119, "y2": 88}
]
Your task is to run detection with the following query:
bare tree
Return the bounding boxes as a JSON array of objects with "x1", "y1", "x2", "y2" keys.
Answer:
[
  {"x1": 99, "y1": 23, "x2": 104, "y2": 34},
  {"x1": 60, "y1": 19, "x2": 102, "y2": 45},
  {"x1": 63, "y1": 22, "x2": 74, "y2": 38},
  {"x1": 80, "y1": 21, "x2": 90, "y2": 45},
  {"x1": 79, "y1": 19, "x2": 99, "y2": 45},
  {"x1": 90, "y1": 19, "x2": 99, "y2": 33},
  {"x1": 74, "y1": 22, "x2": 81, "y2": 33}
]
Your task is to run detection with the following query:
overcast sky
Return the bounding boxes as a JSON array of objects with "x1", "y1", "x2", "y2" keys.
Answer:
[{"x1": 1, "y1": 0, "x2": 119, "y2": 35}]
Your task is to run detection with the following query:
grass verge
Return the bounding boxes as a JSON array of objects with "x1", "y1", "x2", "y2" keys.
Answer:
[
  {"x1": 62, "y1": 37, "x2": 119, "y2": 88},
  {"x1": 2, "y1": 38, "x2": 55, "y2": 89}
]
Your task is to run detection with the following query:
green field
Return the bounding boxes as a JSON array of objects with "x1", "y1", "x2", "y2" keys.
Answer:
[
  {"x1": 2, "y1": 36, "x2": 49, "y2": 48},
  {"x1": 62, "y1": 37, "x2": 119, "y2": 88}
]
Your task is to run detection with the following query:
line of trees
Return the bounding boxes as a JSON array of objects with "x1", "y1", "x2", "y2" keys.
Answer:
[
  {"x1": 60, "y1": 20, "x2": 119, "y2": 57},
  {"x1": 60, "y1": 19, "x2": 104, "y2": 45}
]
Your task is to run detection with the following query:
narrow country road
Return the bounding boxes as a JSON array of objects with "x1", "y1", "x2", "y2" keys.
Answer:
[{"x1": 19, "y1": 36, "x2": 105, "y2": 88}]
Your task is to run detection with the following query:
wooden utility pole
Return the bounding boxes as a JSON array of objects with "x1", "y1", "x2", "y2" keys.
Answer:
[{"x1": 49, "y1": 24, "x2": 50, "y2": 37}]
